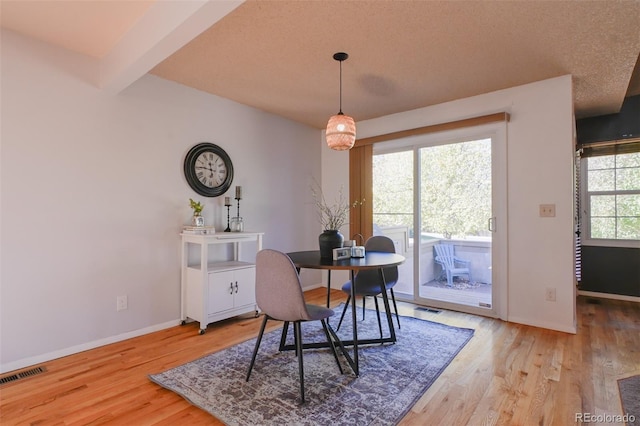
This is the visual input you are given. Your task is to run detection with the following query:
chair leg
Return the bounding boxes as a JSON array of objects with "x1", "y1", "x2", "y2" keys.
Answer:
[
  {"x1": 373, "y1": 295, "x2": 383, "y2": 340},
  {"x1": 293, "y1": 323, "x2": 300, "y2": 358},
  {"x1": 320, "y1": 319, "x2": 343, "y2": 374},
  {"x1": 294, "y1": 321, "x2": 305, "y2": 404},
  {"x1": 278, "y1": 321, "x2": 290, "y2": 351},
  {"x1": 337, "y1": 295, "x2": 351, "y2": 331},
  {"x1": 390, "y1": 288, "x2": 401, "y2": 329},
  {"x1": 246, "y1": 315, "x2": 268, "y2": 381}
]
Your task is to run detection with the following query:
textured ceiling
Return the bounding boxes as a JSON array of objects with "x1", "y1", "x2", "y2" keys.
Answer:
[{"x1": 2, "y1": 1, "x2": 639, "y2": 129}]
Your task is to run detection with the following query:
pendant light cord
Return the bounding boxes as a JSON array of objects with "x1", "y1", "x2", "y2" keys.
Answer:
[{"x1": 339, "y1": 59, "x2": 343, "y2": 114}]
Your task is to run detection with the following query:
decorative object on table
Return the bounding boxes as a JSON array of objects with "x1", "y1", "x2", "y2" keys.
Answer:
[
  {"x1": 183, "y1": 143, "x2": 234, "y2": 197},
  {"x1": 325, "y1": 52, "x2": 356, "y2": 151},
  {"x1": 149, "y1": 304, "x2": 474, "y2": 424},
  {"x1": 343, "y1": 239, "x2": 365, "y2": 257},
  {"x1": 189, "y1": 198, "x2": 205, "y2": 227},
  {"x1": 231, "y1": 185, "x2": 243, "y2": 232},
  {"x1": 182, "y1": 225, "x2": 215, "y2": 235},
  {"x1": 311, "y1": 181, "x2": 353, "y2": 258},
  {"x1": 351, "y1": 245, "x2": 366, "y2": 258},
  {"x1": 318, "y1": 230, "x2": 344, "y2": 259},
  {"x1": 223, "y1": 196, "x2": 232, "y2": 232},
  {"x1": 332, "y1": 247, "x2": 351, "y2": 260},
  {"x1": 230, "y1": 217, "x2": 244, "y2": 232}
]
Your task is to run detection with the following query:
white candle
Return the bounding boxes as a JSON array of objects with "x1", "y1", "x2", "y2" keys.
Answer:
[
  {"x1": 235, "y1": 186, "x2": 242, "y2": 199},
  {"x1": 224, "y1": 197, "x2": 231, "y2": 206}
]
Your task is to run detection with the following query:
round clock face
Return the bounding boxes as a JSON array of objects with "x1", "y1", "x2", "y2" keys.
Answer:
[{"x1": 184, "y1": 143, "x2": 234, "y2": 197}]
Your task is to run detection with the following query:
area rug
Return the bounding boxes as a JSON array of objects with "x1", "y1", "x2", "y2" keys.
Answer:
[
  {"x1": 618, "y1": 375, "x2": 640, "y2": 426},
  {"x1": 149, "y1": 304, "x2": 474, "y2": 426}
]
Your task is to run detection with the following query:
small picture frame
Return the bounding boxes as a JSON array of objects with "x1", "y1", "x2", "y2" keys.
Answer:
[
  {"x1": 193, "y1": 216, "x2": 205, "y2": 227},
  {"x1": 333, "y1": 247, "x2": 351, "y2": 260}
]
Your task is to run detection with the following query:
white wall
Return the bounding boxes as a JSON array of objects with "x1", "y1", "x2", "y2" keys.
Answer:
[
  {"x1": 323, "y1": 75, "x2": 577, "y2": 334},
  {"x1": 0, "y1": 30, "x2": 322, "y2": 372}
]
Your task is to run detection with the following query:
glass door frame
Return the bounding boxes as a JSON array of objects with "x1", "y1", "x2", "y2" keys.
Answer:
[{"x1": 373, "y1": 122, "x2": 507, "y2": 320}]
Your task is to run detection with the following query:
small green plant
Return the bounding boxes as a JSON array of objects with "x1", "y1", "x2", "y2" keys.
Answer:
[{"x1": 189, "y1": 198, "x2": 204, "y2": 216}]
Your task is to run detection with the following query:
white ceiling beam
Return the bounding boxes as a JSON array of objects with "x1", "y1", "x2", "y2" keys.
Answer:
[{"x1": 100, "y1": 0, "x2": 244, "y2": 94}]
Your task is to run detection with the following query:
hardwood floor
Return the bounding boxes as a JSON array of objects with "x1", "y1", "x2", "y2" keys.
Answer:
[{"x1": 1, "y1": 289, "x2": 638, "y2": 425}]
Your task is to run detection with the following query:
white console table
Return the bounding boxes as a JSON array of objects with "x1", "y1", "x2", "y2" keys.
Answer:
[{"x1": 180, "y1": 232, "x2": 264, "y2": 334}]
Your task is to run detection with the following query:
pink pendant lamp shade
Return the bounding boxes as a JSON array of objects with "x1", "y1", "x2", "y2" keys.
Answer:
[
  {"x1": 326, "y1": 113, "x2": 356, "y2": 150},
  {"x1": 326, "y1": 52, "x2": 356, "y2": 151}
]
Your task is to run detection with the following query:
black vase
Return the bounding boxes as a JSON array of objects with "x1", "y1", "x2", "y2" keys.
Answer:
[{"x1": 319, "y1": 230, "x2": 344, "y2": 259}]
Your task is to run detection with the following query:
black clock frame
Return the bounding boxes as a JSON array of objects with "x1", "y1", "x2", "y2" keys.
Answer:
[{"x1": 183, "y1": 142, "x2": 234, "y2": 197}]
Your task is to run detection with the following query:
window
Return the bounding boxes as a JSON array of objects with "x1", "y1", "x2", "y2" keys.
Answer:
[{"x1": 582, "y1": 151, "x2": 640, "y2": 246}]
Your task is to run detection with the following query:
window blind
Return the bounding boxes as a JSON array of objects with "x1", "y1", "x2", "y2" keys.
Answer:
[{"x1": 579, "y1": 138, "x2": 640, "y2": 158}]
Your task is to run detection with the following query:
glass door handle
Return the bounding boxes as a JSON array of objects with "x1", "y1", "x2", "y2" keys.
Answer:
[{"x1": 488, "y1": 217, "x2": 496, "y2": 232}]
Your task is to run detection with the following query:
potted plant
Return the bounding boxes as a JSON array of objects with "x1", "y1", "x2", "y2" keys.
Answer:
[
  {"x1": 189, "y1": 198, "x2": 205, "y2": 227},
  {"x1": 311, "y1": 182, "x2": 352, "y2": 258}
]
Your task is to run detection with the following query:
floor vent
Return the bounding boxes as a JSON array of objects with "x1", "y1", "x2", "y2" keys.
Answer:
[
  {"x1": 415, "y1": 307, "x2": 441, "y2": 314},
  {"x1": 587, "y1": 298, "x2": 602, "y2": 304},
  {"x1": 0, "y1": 366, "x2": 47, "y2": 386}
]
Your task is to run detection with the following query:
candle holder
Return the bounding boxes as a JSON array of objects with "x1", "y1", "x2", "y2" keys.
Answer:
[
  {"x1": 224, "y1": 197, "x2": 232, "y2": 232},
  {"x1": 224, "y1": 206, "x2": 231, "y2": 232},
  {"x1": 232, "y1": 196, "x2": 243, "y2": 232}
]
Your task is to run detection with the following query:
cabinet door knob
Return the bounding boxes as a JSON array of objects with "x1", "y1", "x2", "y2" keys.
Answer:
[
  {"x1": 229, "y1": 282, "x2": 234, "y2": 294},
  {"x1": 234, "y1": 281, "x2": 239, "y2": 293}
]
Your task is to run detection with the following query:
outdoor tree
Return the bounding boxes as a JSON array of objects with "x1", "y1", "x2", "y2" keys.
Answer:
[
  {"x1": 587, "y1": 152, "x2": 640, "y2": 240},
  {"x1": 373, "y1": 139, "x2": 492, "y2": 239}
]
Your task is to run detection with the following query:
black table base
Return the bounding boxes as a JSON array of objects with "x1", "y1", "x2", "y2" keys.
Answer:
[{"x1": 286, "y1": 251, "x2": 405, "y2": 376}]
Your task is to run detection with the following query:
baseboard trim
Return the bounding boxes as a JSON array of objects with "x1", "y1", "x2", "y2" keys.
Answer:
[
  {"x1": 302, "y1": 283, "x2": 324, "y2": 291},
  {"x1": 0, "y1": 320, "x2": 179, "y2": 374},
  {"x1": 577, "y1": 290, "x2": 640, "y2": 303}
]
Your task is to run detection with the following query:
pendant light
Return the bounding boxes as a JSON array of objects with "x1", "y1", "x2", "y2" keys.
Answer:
[{"x1": 326, "y1": 52, "x2": 356, "y2": 151}]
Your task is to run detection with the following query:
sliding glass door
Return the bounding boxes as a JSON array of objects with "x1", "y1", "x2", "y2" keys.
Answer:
[
  {"x1": 372, "y1": 127, "x2": 506, "y2": 318},
  {"x1": 417, "y1": 138, "x2": 493, "y2": 310}
]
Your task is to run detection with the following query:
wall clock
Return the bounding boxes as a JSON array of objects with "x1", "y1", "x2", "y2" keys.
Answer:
[{"x1": 183, "y1": 142, "x2": 234, "y2": 197}]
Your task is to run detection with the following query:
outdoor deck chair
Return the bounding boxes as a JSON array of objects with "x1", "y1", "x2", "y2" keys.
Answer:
[{"x1": 434, "y1": 243, "x2": 472, "y2": 287}]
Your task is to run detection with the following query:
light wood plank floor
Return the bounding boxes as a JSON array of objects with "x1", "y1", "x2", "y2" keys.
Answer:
[{"x1": 1, "y1": 289, "x2": 638, "y2": 425}]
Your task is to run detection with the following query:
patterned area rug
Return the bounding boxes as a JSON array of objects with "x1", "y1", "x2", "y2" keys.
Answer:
[
  {"x1": 618, "y1": 375, "x2": 640, "y2": 426},
  {"x1": 149, "y1": 304, "x2": 474, "y2": 426}
]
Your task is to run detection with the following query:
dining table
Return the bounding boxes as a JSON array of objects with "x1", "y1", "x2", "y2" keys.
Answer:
[{"x1": 286, "y1": 250, "x2": 406, "y2": 376}]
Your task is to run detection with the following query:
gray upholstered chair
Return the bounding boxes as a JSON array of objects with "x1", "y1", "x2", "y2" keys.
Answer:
[
  {"x1": 246, "y1": 249, "x2": 343, "y2": 404},
  {"x1": 336, "y1": 235, "x2": 401, "y2": 336}
]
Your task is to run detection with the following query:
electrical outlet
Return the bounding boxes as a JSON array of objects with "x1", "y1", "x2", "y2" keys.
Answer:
[
  {"x1": 116, "y1": 295, "x2": 128, "y2": 311},
  {"x1": 539, "y1": 204, "x2": 556, "y2": 217},
  {"x1": 545, "y1": 287, "x2": 556, "y2": 302}
]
